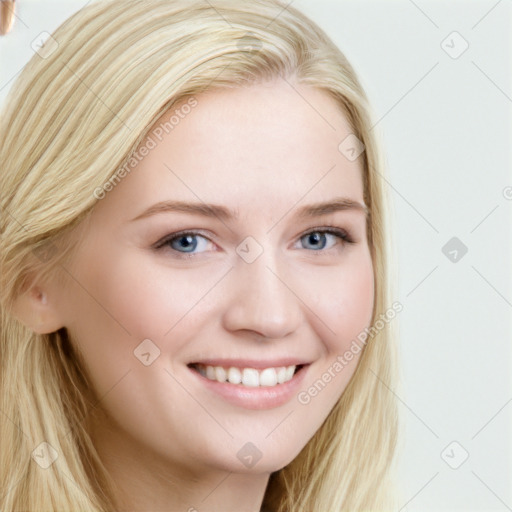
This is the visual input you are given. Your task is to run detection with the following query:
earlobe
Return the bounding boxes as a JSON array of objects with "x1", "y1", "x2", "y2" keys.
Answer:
[{"x1": 10, "y1": 285, "x2": 64, "y2": 334}]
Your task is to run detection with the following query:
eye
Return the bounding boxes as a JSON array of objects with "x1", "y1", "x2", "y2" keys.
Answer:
[
  {"x1": 297, "y1": 227, "x2": 355, "y2": 252},
  {"x1": 153, "y1": 230, "x2": 214, "y2": 258}
]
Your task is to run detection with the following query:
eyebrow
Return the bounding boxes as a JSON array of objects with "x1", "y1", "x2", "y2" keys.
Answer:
[{"x1": 130, "y1": 196, "x2": 369, "y2": 222}]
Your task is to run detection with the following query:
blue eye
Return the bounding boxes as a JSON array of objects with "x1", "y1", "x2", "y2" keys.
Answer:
[
  {"x1": 158, "y1": 232, "x2": 211, "y2": 255},
  {"x1": 154, "y1": 227, "x2": 354, "y2": 259},
  {"x1": 299, "y1": 228, "x2": 353, "y2": 251}
]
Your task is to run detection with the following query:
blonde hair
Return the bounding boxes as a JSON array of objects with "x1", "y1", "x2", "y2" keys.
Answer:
[{"x1": 0, "y1": 1, "x2": 402, "y2": 510}]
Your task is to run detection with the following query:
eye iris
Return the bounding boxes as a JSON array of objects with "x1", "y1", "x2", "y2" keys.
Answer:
[
  {"x1": 305, "y1": 232, "x2": 326, "y2": 250},
  {"x1": 173, "y1": 235, "x2": 197, "y2": 252}
]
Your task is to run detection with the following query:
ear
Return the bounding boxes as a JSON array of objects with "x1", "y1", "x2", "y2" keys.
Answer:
[{"x1": 10, "y1": 280, "x2": 65, "y2": 334}]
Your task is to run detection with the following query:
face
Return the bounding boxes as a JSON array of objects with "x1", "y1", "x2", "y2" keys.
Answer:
[{"x1": 54, "y1": 79, "x2": 374, "y2": 477}]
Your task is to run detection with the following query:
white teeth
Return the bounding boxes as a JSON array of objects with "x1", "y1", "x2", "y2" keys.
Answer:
[
  {"x1": 195, "y1": 364, "x2": 299, "y2": 387},
  {"x1": 259, "y1": 368, "x2": 278, "y2": 386},
  {"x1": 215, "y1": 366, "x2": 227, "y2": 383},
  {"x1": 227, "y1": 367, "x2": 242, "y2": 384},
  {"x1": 206, "y1": 365, "x2": 216, "y2": 380},
  {"x1": 242, "y1": 368, "x2": 259, "y2": 387}
]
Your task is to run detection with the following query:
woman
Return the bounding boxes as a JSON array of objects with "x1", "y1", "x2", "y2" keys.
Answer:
[{"x1": 0, "y1": 1, "x2": 401, "y2": 510}]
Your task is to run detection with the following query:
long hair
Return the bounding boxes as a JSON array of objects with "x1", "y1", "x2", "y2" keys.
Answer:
[{"x1": 0, "y1": 1, "x2": 402, "y2": 510}]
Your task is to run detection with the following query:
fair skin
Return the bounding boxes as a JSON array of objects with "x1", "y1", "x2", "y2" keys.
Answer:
[{"x1": 14, "y1": 79, "x2": 374, "y2": 511}]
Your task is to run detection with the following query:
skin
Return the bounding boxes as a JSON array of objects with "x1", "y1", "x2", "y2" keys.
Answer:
[{"x1": 14, "y1": 79, "x2": 374, "y2": 512}]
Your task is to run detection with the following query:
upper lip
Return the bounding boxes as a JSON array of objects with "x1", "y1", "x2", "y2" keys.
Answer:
[{"x1": 188, "y1": 358, "x2": 312, "y2": 369}]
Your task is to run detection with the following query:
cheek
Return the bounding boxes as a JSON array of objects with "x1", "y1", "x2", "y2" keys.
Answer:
[
  {"x1": 302, "y1": 252, "x2": 375, "y2": 353},
  {"x1": 271, "y1": 253, "x2": 374, "y2": 447},
  {"x1": 63, "y1": 247, "x2": 222, "y2": 378}
]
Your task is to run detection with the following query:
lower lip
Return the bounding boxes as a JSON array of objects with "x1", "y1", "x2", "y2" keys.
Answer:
[{"x1": 188, "y1": 364, "x2": 310, "y2": 410}]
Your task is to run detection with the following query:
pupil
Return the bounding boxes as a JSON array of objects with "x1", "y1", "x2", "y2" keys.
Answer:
[
  {"x1": 306, "y1": 232, "x2": 325, "y2": 250},
  {"x1": 178, "y1": 235, "x2": 196, "y2": 251}
]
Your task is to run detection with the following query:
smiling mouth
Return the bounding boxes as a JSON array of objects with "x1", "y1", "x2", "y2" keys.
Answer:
[{"x1": 187, "y1": 362, "x2": 305, "y2": 387}]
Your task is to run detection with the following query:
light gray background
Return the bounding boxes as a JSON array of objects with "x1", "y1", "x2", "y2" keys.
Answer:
[{"x1": 1, "y1": 1, "x2": 511, "y2": 510}]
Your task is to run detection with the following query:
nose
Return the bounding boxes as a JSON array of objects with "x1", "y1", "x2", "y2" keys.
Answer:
[{"x1": 221, "y1": 248, "x2": 303, "y2": 340}]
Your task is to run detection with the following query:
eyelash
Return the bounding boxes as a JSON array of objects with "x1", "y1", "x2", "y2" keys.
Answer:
[{"x1": 153, "y1": 226, "x2": 356, "y2": 259}]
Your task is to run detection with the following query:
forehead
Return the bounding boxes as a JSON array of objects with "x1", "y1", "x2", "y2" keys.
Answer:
[{"x1": 94, "y1": 80, "x2": 365, "y2": 222}]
